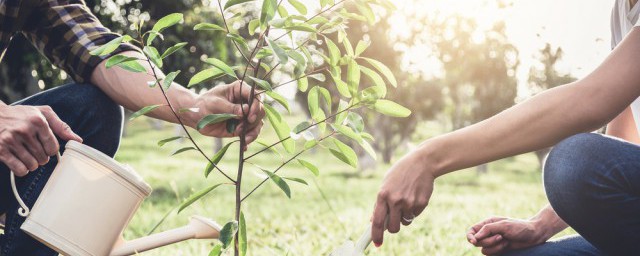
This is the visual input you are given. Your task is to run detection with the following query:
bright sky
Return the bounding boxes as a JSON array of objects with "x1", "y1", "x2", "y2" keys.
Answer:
[{"x1": 390, "y1": 0, "x2": 614, "y2": 97}]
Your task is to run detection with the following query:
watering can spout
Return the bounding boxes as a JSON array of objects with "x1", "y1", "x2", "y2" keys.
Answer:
[{"x1": 110, "y1": 216, "x2": 221, "y2": 256}]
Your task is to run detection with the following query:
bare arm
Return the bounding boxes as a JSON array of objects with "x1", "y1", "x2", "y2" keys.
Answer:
[{"x1": 371, "y1": 28, "x2": 640, "y2": 246}]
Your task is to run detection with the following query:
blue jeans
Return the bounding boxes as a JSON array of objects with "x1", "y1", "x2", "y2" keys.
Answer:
[
  {"x1": 0, "y1": 83, "x2": 123, "y2": 255},
  {"x1": 505, "y1": 133, "x2": 640, "y2": 256}
]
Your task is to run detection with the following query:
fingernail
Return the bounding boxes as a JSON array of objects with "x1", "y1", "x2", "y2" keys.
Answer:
[
  {"x1": 496, "y1": 235, "x2": 502, "y2": 241},
  {"x1": 374, "y1": 242, "x2": 382, "y2": 248}
]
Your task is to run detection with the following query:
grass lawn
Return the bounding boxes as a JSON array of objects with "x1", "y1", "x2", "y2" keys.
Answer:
[{"x1": 118, "y1": 118, "x2": 576, "y2": 255}]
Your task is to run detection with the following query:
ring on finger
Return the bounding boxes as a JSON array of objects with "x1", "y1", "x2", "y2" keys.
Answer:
[{"x1": 402, "y1": 214, "x2": 415, "y2": 223}]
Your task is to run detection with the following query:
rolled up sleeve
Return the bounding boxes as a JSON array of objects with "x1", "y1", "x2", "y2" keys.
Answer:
[{"x1": 20, "y1": 0, "x2": 139, "y2": 83}]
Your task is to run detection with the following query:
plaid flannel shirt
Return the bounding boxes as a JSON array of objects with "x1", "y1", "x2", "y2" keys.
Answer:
[{"x1": 0, "y1": 0, "x2": 137, "y2": 83}]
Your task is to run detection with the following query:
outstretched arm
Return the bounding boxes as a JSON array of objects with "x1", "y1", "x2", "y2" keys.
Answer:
[{"x1": 371, "y1": 28, "x2": 640, "y2": 246}]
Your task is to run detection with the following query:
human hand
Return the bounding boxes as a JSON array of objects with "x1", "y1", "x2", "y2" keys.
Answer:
[
  {"x1": 467, "y1": 217, "x2": 550, "y2": 255},
  {"x1": 0, "y1": 105, "x2": 82, "y2": 176},
  {"x1": 190, "y1": 80, "x2": 265, "y2": 145},
  {"x1": 371, "y1": 150, "x2": 435, "y2": 247}
]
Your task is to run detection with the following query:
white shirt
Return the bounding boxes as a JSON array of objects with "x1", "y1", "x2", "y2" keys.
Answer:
[{"x1": 611, "y1": 0, "x2": 640, "y2": 133}]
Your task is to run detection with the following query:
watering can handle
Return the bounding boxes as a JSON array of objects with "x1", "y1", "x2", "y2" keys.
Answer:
[{"x1": 10, "y1": 152, "x2": 61, "y2": 217}]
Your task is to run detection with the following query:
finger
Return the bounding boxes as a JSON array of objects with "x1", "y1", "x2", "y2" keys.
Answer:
[
  {"x1": 19, "y1": 135, "x2": 48, "y2": 165},
  {"x1": 387, "y1": 203, "x2": 402, "y2": 234},
  {"x1": 1, "y1": 152, "x2": 28, "y2": 177},
  {"x1": 470, "y1": 217, "x2": 506, "y2": 236},
  {"x1": 244, "y1": 121, "x2": 264, "y2": 145},
  {"x1": 39, "y1": 107, "x2": 82, "y2": 142},
  {"x1": 481, "y1": 240, "x2": 510, "y2": 256},
  {"x1": 232, "y1": 80, "x2": 252, "y2": 101},
  {"x1": 476, "y1": 234, "x2": 503, "y2": 248},
  {"x1": 400, "y1": 210, "x2": 413, "y2": 226},
  {"x1": 475, "y1": 222, "x2": 507, "y2": 241},
  {"x1": 10, "y1": 145, "x2": 38, "y2": 172},
  {"x1": 371, "y1": 198, "x2": 388, "y2": 247}
]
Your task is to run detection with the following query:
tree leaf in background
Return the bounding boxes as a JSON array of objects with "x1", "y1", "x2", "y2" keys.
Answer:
[
  {"x1": 248, "y1": 19, "x2": 260, "y2": 36},
  {"x1": 264, "y1": 104, "x2": 294, "y2": 153},
  {"x1": 297, "y1": 159, "x2": 319, "y2": 176},
  {"x1": 308, "y1": 86, "x2": 319, "y2": 117},
  {"x1": 297, "y1": 76, "x2": 308, "y2": 92},
  {"x1": 143, "y1": 46, "x2": 162, "y2": 68},
  {"x1": 277, "y1": 5, "x2": 289, "y2": 18},
  {"x1": 293, "y1": 121, "x2": 310, "y2": 134},
  {"x1": 224, "y1": 0, "x2": 255, "y2": 10},
  {"x1": 361, "y1": 57, "x2": 397, "y2": 87},
  {"x1": 204, "y1": 57, "x2": 237, "y2": 78},
  {"x1": 149, "y1": 13, "x2": 183, "y2": 43},
  {"x1": 372, "y1": 99, "x2": 411, "y2": 117},
  {"x1": 317, "y1": 86, "x2": 332, "y2": 112},
  {"x1": 355, "y1": 40, "x2": 371, "y2": 56},
  {"x1": 130, "y1": 105, "x2": 162, "y2": 120},
  {"x1": 161, "y1": 42, "x2": 187, "y2": 59},
  {"x1": 266, "y1": 91, "x2": 290, "y2": 113},
  {"x1": 90, "y1": 35, "x2": 132, "y2": 56},
  {"x1": 284, "y1": 177, "x2": 308, "y2": 185},
  {"x1": 197, "y1": 114, "x2": 238, "y2": 130},
  {"x1": 359, "y1": 139, "x2": 377, "y2": 160},
  {"x1": 331, "y1": 124, "x2": 362, "y2": 143},
  {"x1": 178, "y1": 183, "x2": 224, "y2": 213},
  {"x1": 267, "y1": 38, "x2": 288, "y2": 64},
  {"x1": 239, "y1": 211, "x2": 247, "y2": 256},
  {"x1": 284, "y1": 24, "x2": 316, "y2": 33},
  {"x1": 326, "y1": 38, "x2": 340, "y2": 66},
  {"x1": 260, "y1": 0, "x2": 277, "y2": 28},
  {"x1": 288, "y1": 0, "x2": 307, "y2": 14},
  {"x1": 346, "y1": 112, "x2": 365, "y2": 132},
  {"x1": 194, "y1": 23, "x2": 226, "y2": 31},
  {"x1": 162, "y1": 70, "x2": 180, "y2": 90},
  {"x1": 171, "y1": 147, "x2": 196, "y2": 156},
  {"x1": 360, "y1": 66, "x2": 386, "y2": 97},
  {"x1": 205, "y1": 140, "x2": 237, "y2": 177},
  {"x1": 105, "y1": 55, "x2": 139, "y2": 69},
  {"x1": 219, "y1": 221, "x2": 239, "y2": 249},
  {"x1": 356, "y1": 2, "x2": 375, "y2": 24},
  {"x1": 157, "y1": 136, "x2": 184, "y2": 147},
  {"x1": 334, "y1": 100, "x2": 349, "y2": 125},
  {"x1": 308, "y1": 73, "x2": 326, "y2": 82},
  {"x1": 208, "y1": 244, "x2": 223, "y2": 256},
  {"x1": 247, "y1": 76, "x2": 272, "y2": 91},
  {"x1": 331, "y1": 74, "x2": 351, "y2": 98},
  {"x1": 262, "y1": 170, "x2": 291, "y2": 198},
  {"x1": 329, "y1": 138, "x2": 358, "y2": 168},
  {"x1": 343, "y1": 38, "x2": 355, "y2": 56}
]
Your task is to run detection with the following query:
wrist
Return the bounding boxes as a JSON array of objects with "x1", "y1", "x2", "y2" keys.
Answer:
[
  {"x1": 529, "y1": 215, "x2": 558, "y2": 242},
  {"x1": 416, "y1": 137, "x2": 448, "y2": 178},
  {"x1": 172, "y1": 89, "x2": 201, "y2": 129}
]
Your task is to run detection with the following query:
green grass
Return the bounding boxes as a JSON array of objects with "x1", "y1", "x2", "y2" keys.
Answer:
[{"x1": 118, "y1": 118, "x2": 576, "y2": 255}]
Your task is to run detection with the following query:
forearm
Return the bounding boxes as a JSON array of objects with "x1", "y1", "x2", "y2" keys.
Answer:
[
  {"x1": 420, "y1": 29, "x2": 640, "y2": 177},
  {"x1": 90, "y1": 51, "x2": 199, "y2": 127},
  {"x1": 530, "y1": 205, "x2": 568, "y2": 241}
]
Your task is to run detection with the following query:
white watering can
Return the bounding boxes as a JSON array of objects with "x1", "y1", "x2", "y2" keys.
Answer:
[{"x1": 9, "y1": 140, "x2": 221, "y2": 256}]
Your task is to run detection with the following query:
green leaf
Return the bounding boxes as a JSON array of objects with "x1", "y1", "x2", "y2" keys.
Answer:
[
  {"x1": 320, "y1": 0, "x2": 334, "y2": 7},
  {"x1": 304, "y1": 140, "x2": 317, "y2": 150},
  {"x1": 205, "y1": 140, "x2": 237, "y2": 177},
  {"x1": 331, "y1": 73, "x2": 351, "y2": 98},
  {"x1": 284, "y1": 24, "x2": 316, "y2": 33},
  {"x1": 224, "y1": 0, "x2": 255, "y2": 10},
  {"x1": 346, "y1": 59, "x2": 361, "y2": 95},
  {"x1": 329, "y1": 138, "x2": 358, "y2": 168},
  {"x1": 332, "y1": 124, "x2": 362, "y2": 143},
  {"x1": 267, "y1": 38, "x2": 288, "y2": 64},
  {"x1": 171, "y1": 147, "x2": 196, "y2": 156},
  {"x1": 208, "y1": 244, "x2": 223, "y2": 256},
  {"x1": 247, "y1": 76, "x2": 272, "y2": 91},
  {"x1": 359, "y1": 139, "x2": 377, "y2": 160},
  {"x1": 194, "y1": 23, "x2": 226, "y2": 31},
  {"x1": 115, "y1": 60, "x2": 146, "y2": 73},
  {"x1": 162, "y1": 70, "x2": 180, "y2": 90},
  {"x1": 308, "y1": 86, "x2": 319, "y2": 117},
  {"x1": 219, "y1": 221, "x2": 239, "y2": 249},
  {"x1": 326, "y1": 38, "x2": 340, "y2": 66},
  {"x1": 308, "y1": 73, "x2": 326, "y2": 82},
  {"x1": 288, "y1": 0, "x2": 307, "y2": 14},
  {"x1": 144, "y1": 31, "x2": 164, "y2": 45},
  {"x1": 161, "y1": 42, "x2": 187, "y2": 59},
  {"x1": 298, "y1": 76, "x2": 308, "y2": 92},
  {"x1": 346, "y1": 112, "x2": 364, "y2": 132},
  {"x1": 178, "y1": 183, "x2": 224, "y2": 213},
  {"x1": 262, "y1": 170, "x2": 291, "y2": 198},
  {"x1": 105, "y1": 55, "x2": 138, "y2": 69},
  {"x1": 360, "y1": 66, "x2": 386, "y2": 97},
  {"x1": 227, "y1": 33, "x2": 249, "y2": 51},
  {"x1": 197, "y1": 114, "x2": 238, "y2": 130},
  {"x1": 149, "y1": 13, "x2": 183, "y2": 43},
  {"x1": 308, "y1": 16, "x2": 329, "y2": 24},
  {"x1": 130, "y1": 105, "x2": 161, "y2": 120},
  {"x1": 292, "y1": 121, "x2": 310, "y2": 134},
  {"x1": 157, "y1": 136, "x2": 184, "y2": 147},
  {"x1": 343, "y1": 38, "x2": 354, "y2": 56},
  {"x1": 188, "y1": 68, "x2": 224, "y2": 87},
  {"x1": 248, "y1": 19, "x2": 260, "y2": 36},
  {"x1": 355, "y1": 40, "x2": 371, "y2": 56},
  {"x1": 266, "y1": 91, "x2": 290, "y2": 113},
  {"x1": 335, "y1": 100, "x2": 349, "y2": 125},
  {"x1": 239, "y1": 211, "x2": 247, "y2": 256},
  {"x1": 297, "y1": 159, "x2": 319, "y2": 176},
  {"x1": 356, "y1": 2, "x2": 375, "y2": 24},
  {"x1": 317, "y1": 86, "x2": 332, "y2": 112},
  {"x1": 284, "y1": 177, "x2": 308, "y2": 185},
  {"x1": 260, "y1": 0, "x2": 277, "y2": 28},
  {"x1": 264, "y1": 104, "x2": 294, "y2": 153},
  {"x1": 203, "y1": 58, "x2": 237, "y2": 78},
  {"x1": 372, "y1": 100, "x2": 411, "y2": 117},
  {"x1": 362, "y1": 57, "x2": 397, "y2": 87},
  {"x1": 227, "y1": 119, "x2": 239, "y2": 134},
  {"x1": 277, "y1": 6, "x2": 289, "y2": 18},
  {"x1": 143, "y1": 46, "x2": 162, "y2": 68},
  {"x1": 90, "y1": 35, "x2": 132, "y2": 56}
]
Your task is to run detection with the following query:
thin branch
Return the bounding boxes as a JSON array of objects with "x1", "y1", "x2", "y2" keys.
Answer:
[
  {"x1": 241, "y1": 132, "x2": 335, "y2": 202},
  {"x1": 244, "y1": 103, "x2": 357, "y2": 161},
  {"x1": 271, "y1": 0, "x2": 348, "y2": 42},
  {"x1": 139, "y1": 35, "x2": 235, "y2": 183},
  {"x1": 217, "y1": 0, "x2": 254, "y2": 67}
]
